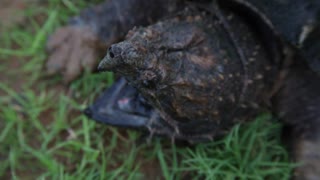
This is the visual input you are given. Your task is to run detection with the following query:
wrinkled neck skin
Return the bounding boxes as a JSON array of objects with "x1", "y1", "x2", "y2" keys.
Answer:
[{"x1": 98, "y1": 9, "x2": 276, "y2": 139}]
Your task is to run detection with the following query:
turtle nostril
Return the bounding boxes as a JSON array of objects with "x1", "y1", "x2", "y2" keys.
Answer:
[
  {"x1": 109, "y1": 51, "x2": 115, "y2": 58},
  {"x1": 108, "y1": 47, "x2": 115, "y2": 58}
]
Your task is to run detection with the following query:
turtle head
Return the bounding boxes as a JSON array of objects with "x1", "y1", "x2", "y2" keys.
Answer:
[
  {"x1": 97, "y1": 17, "x2": 220, "y2": 124},
  {"x1": 97, "y1": 19, "x2": 206, "y2": 90},
  {"x1": 98, "y1": 25, "x2": 168, "y2": 88},
  {"x1": 98, "y1": 40, "x2": 147, "y2": 75}
]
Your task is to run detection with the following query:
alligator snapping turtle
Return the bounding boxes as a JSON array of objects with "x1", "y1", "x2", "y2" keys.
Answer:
[{"x1": 46, "y1": 0, "x2": 320, "y2": 179}]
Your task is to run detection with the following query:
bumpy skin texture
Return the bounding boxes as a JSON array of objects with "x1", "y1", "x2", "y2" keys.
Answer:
[
  {"x1": 96, "y1": 8, "x2": 277, "y2": 140},
  {"x1": 49, "y1": 0, "x2": 320, "y2": 179},
  {"x1": 46, "y1": 0, "x2": 183, "y2": 83},
  {"x1": 231, "y1": 0, "x2": 320, "y2": 74}
]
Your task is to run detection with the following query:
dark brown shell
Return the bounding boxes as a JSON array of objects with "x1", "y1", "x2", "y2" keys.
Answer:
[{"x1": 228, "y1": 0, "x2": 320, "y2": 74}]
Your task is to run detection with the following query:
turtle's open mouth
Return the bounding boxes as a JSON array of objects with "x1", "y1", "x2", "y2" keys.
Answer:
[{"x1": 83, "y1": 78, "x2": 155, "y2": 129}]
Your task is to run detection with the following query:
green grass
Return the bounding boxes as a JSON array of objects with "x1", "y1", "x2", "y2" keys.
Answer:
[{"x1": 0, "y1": 1, "x2": 294, "y2": 179}]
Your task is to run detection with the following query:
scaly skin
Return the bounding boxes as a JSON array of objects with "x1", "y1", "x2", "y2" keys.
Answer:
[
  {"x1": 97, "y1": 7, "x2": 277, "y2": 140},
  {"x1": 46, "y1": 0, "x2": 183, "y2": 83}
]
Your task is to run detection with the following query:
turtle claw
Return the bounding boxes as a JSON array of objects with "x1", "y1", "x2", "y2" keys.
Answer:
[{"x1": 46, "y1": 25, "x2": 103, "y2": 83}]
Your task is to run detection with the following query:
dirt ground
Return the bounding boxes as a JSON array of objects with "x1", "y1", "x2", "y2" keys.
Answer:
[{"x1": 0, "y1": 0, "x2": 27, "y2": 28}]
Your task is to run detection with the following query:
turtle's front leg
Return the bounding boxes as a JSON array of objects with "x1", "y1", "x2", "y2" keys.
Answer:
[
  {"x1": 274, "y1": 65, "x2": 320, "y2": 180},
  {"x1": 45, "y1": 0, "x2": 182, "y2": 83}
]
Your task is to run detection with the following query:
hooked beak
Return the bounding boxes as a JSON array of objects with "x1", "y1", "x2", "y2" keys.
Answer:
[
  {"x1": 97, "y1": 44, "x2": 124, "y2": 71},
  {"x1": 97, "y1": 55, "x2": 111, "y2": 72},
  {"x1": 97, "y1": 50, "x2": 114, "y2": 72}
]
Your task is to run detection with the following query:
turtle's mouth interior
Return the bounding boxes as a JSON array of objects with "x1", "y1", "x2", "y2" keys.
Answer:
[{"x1": 83, "y1": 78, "x2": 155, "y2": 129}]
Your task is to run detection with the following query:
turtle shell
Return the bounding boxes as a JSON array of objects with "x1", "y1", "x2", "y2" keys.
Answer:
[{"x1": 228, "y1": 0, "x2": 320, "y2": 74}]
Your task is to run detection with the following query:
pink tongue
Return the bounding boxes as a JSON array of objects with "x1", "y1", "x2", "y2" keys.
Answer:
[{"x1": 117, "y1": 97, "x2": 134, "y2": 112}]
